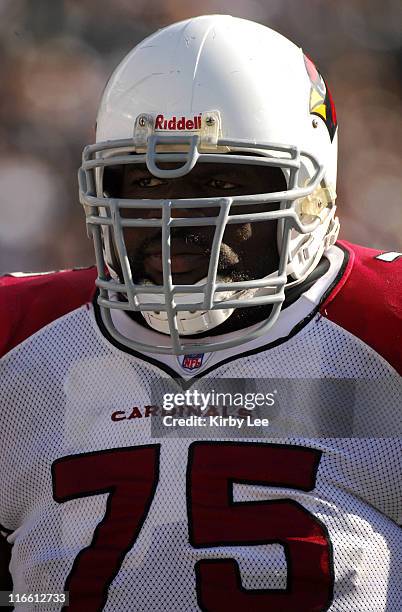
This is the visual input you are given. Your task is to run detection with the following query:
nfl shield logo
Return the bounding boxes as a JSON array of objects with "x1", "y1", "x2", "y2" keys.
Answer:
[{"x1": 180, "y1": 353, "x2": 205, "y2": 371}]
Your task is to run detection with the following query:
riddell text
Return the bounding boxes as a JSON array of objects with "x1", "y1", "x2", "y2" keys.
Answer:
[{"x1": 154, "y1": 114, "x2": 202, "y2": 131}]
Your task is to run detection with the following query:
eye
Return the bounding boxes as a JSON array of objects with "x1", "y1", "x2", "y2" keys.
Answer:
[
  {"x1": 208, "y1": 179, "x2": 238, "y2": 190},
  {"x1": 135, "y1": 177, "x2": 167, "y2": 188}
]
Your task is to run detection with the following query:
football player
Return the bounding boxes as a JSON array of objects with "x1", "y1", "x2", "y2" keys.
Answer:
[{"x1": 1, "y1": 15, "x2": 401, "y2": 612}]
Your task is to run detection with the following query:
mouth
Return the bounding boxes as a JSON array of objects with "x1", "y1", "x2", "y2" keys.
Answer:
[
  {"x1": 145, "y1": 252, "x2": 206, "y2": 275},
  {"x1": 140, "y1": 237, "x2": 242, "y2": 284},
  {"x1": 143, "y1": 236, "x2": 209, "y2": 278}
]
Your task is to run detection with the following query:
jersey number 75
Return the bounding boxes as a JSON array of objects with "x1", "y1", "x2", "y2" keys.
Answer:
[{"x1": 52, "y1": 442, "x2": 333, "y2": 611}]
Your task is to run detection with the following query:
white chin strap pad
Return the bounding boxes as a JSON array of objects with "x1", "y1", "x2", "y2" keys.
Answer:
[
  {"x1": 138, "y1": 276, "x2": 279, "y2": 336},
  {"x1": 138, "y1": 276, "x2": 236, "y2": 335},
  {"x1": 142, "y1": 306, "x2": 234, "y2": 335}
]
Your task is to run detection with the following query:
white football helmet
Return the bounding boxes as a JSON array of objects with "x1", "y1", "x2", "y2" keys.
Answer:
[{"x1": 79, "y1": 14, "x2": 339, "y2": 355}]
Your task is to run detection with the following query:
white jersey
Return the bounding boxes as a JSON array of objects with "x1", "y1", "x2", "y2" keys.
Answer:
[{"x1": 1, "y1": 241, "x2": 401, "y2": 611}]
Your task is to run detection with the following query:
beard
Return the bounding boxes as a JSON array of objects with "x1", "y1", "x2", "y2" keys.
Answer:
[{"x1": 127, "y1": 225, "x2": 273, "y2": 286}]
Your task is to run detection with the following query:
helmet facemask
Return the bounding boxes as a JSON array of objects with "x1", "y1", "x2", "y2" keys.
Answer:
[{"x1": 79, "y1": 132, "x2": 337, "y2": 355}]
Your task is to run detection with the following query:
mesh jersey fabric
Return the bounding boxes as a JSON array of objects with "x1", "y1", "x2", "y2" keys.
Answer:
[{"x1": 1, "y1": 298, "x2": 402, "y2": 611}]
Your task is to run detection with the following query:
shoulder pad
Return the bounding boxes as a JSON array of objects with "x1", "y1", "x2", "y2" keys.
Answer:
[
  {"x1": 321, "y1": 241, "x2": 402, "y2": 374},
  {"x1": 0, "y1": 267, "x2": 97, "y2": 358}
]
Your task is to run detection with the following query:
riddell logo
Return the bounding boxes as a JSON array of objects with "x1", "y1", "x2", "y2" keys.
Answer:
[{"x1": 155, "y1": 114, "x2": 202, "y2": 131}]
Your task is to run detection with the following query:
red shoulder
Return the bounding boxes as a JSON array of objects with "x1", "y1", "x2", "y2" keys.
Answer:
[
  {"x1": 0, "y1": 267, "x2": 97, "y2": 358},
  {"x1": 321, "y1": 241, "x2": 402, "y2": 374}
]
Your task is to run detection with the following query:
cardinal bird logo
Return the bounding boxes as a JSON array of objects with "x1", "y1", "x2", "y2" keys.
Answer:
[{"x1": 303, "y1": 53, "x2": 337, "y2": 142}]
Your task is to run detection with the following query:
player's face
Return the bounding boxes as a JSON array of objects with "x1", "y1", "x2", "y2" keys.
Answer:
[{"x1": 107, "y1": 162, "x2": 286, "y2": 286}]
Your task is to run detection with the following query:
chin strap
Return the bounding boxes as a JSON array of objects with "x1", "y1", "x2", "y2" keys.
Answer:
[
  {"x1": 142, "y1": 304, "x2": 234, "y2": 335},
  {"x1": 287, "y1": 214, "x2": 339, "y2": 287},
  {"x1": 286, "y1": 196, "x2": 339, "y2": 283},
  {"x1": 138, "y1": 277, "x2": 236, "y2": 336},
  {"x1": 138, "y1": 273, "x2": 283, "y2": 336}
]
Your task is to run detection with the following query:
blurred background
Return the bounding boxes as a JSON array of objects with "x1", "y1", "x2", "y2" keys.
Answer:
[{"x1": 0, "y1": 0, "x2": 401, "y2": 273}]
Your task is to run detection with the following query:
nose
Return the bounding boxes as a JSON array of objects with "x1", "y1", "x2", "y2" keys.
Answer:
[
  {"x1": 141, "y1": 205, "x2": 219, "y2": 220},
  {"x1": 169, "y1": 206, "x2": 215, "y2": 218}
]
